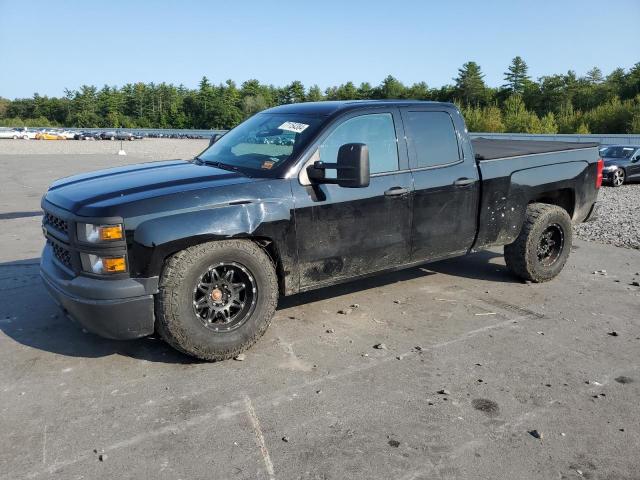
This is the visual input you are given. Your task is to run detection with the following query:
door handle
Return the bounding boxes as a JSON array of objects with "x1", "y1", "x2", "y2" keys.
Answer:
[
  {"x1": 384, "y1": 186, "x2": 409, "y2": 197},
  {"x1": 453, "y1": 177, "x2": 475, "y2": 187}
]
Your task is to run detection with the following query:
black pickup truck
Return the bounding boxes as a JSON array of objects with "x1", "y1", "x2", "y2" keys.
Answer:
[{"x1": 40, "y1": 101, "x2": 602, "y2": 360}]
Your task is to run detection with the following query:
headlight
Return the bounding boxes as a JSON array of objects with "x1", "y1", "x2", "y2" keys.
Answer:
[
  {"x1": 77, "y1": 223, "x2": 124, "y2": 243},
  {"x1": 80, "y1": 253, "x2": 127, "y2": 274},
  {"x1": 603, "y1": 165, "x2": 617, "y2": 171}
]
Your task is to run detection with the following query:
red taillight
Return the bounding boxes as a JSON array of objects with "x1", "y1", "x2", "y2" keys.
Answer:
[{"x1": 596, "y1": 158, "x2": 603, "y2": 189}]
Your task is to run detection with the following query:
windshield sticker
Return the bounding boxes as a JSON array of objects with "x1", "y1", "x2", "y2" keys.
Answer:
[
  {"x1": 278, "y1": 121, "x2": 309, "y2": 133},
  {"x1": 623, "y1": 147, "x2": 634, "y2": 150},
  {"x1": 261, "y1": 160, "x2": 275, "y2": 170}
]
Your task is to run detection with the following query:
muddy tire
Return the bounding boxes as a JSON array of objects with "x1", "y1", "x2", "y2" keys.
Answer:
[
  {"x1": 156, "y1": 240, "x2": 278, "y2": 361},
  {"x1": 504, "y1": 203, "x2": 572, "y2": 283}
]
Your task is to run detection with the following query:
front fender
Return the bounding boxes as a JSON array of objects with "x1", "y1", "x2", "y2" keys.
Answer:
[{"x1": 129, "y1": 198, "x2": 297, "y2": 293}]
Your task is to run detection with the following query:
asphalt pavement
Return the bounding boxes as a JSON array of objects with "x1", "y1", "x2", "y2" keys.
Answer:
[{"x1": 1, "y1": 150, "x2": 639, "y2": 479}]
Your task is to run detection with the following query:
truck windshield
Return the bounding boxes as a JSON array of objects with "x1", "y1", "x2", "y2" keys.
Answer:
[
  {"x1": 600, "y1": 146, "x2": 636, "y2": 159},
  {"x1": 198, "y1": 113, "x2": 324, "y2": 174}
]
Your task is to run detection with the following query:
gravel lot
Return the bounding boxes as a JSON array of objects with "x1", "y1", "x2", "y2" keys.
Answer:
[
  {"x1": 575, "y1": 184, "x2": 640, "y2": 250},
  {"x1": 0, "y1": 145, "x2": 639, "y2": 479}
]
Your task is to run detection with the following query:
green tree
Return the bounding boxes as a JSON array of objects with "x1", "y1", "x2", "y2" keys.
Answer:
[
  {"x1": 585, "y1": 67, "x2": 604, "y2": 84},
  {"x1": 406, "y1": 82, "x2": 430, "y2": 100},
  {"x1": 454, "y1": 62, "x2": 487, "y2": 105},
  {"x1": 503, "y1": 94, "x2": 542, "y2": 133},
  {"x1": 283, "y1": 81, "x2": 306, "y2": 104},
  {"x1": 375, "y1": 75, "x2": 406, "y2": 99},
  {"x1": 540, "y1": 112, "x2": 558, "y2": 133},
  {"x1": 357, "y1": 82, "x2": 374, "y2": 99},
  {"x1": 306, "y1": 85, "x2": 323, "y2": 102},
  {"x1": 503, "y1": 56, "x2": 530, "y2": 94}
]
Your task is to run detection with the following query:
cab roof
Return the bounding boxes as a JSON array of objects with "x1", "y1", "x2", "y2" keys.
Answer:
[{"x1": 264, "y1": 100, "x2": 455, "y2": 116}]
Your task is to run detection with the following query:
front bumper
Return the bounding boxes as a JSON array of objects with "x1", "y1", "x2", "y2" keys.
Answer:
[
  {"x1": 40, "y1": 244, "x2": 158, "y2": 340},
  {"x1": 601, "y1": 169, "x2": 618, "y2": 182}
]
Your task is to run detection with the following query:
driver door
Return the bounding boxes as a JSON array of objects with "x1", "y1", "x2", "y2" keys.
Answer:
[{"x1": 291, "y1": 109, "x2": 414, "y2": 291}]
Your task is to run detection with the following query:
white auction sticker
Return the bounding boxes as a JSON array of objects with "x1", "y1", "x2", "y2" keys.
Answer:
[{"x1": 278, "y1": 121, "x2": 309, "y2": 133}]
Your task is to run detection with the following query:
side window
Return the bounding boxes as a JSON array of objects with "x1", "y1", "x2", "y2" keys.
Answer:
[
  {"x1": 319, "y1": 113, "x2": 399, "y2": 175},
  {"x1": 404, "y1": 111, "x2": 460, "y2": 168}
]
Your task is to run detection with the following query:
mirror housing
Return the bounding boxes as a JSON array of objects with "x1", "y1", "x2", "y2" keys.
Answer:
[
  {"x1": 306, "y1": 143, "x2": 370, "y2": 188},
  {"x1": 209, "y1": 133, "x2": 224, "y2": 146}
]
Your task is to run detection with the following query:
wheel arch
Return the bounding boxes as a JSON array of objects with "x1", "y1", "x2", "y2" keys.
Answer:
[{"x1": 528, "y1": 188, "x2": 576, "y2": 219}]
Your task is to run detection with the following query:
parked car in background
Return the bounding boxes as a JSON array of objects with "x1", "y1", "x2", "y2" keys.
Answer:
[
  {"x1": 12, "y1": 127, "x2": 36, "y2": 139},
  {"x1": 59, "y1": 130, "x2": 78, "y2": 140},
  {"x1": 0, "y1": 128, "x2": 32, "y2": 139},
  {"x1": 99, "y1": 131, "x2": 117, "y2": 140},
  {"x1": 74, "y1": 131, "x2": 101, "y2": 140},
  {"x1": 115, "y1": 131, "x2": 135, "y2": 141},
  {"x1": 35, "y1": 131, "x2": 66, "y2": 140},
  {"x1": 600, "y1": 145, "x2": 640, "y2": 186},
  {"x1": 0, "y1": 129, "x2": 18, "y2": 139},
  {"x1": 99, "y1": 131, "x2": 135, "y2": 140}
]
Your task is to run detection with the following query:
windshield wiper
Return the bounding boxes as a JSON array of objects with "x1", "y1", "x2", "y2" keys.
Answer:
[{"x1": 202, "y1": 160, "x2": 247, "y2": 175}]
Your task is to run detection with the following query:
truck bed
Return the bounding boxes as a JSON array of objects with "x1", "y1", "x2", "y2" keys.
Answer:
[
  {"x1": 472, "y1": 137, "x2": 600, "y2": 161},
  {"x1": 471, "y1": 138, "x2": 601, "y2": 251}
]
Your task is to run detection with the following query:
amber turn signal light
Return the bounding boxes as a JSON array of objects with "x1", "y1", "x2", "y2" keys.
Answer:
[
  {"x1": 102, "y1": 256, "x2": 127, "y2": 273},
  {"x1": 98, "y1": 225, "x2": 123, "y2": 241}
]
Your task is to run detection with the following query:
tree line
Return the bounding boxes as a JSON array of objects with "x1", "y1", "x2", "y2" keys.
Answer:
[{"x1": 1, "y1": 58, "x2": 639, "y2": 134}]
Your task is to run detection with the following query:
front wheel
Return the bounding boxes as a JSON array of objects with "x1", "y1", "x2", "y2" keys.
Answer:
[
  {"x1": 156, "y1": 240, "x2": 279, "y2": 361},
  {"x1": 611, "y1": 168, "x2": 625, "y2": 187},
  {"x1": 504, "y1": 203, "x2": 572, "y2": 283}
]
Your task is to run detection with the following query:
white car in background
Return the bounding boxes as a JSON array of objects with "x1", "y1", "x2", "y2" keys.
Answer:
[
  {"x1": 0, "y1": 128, "x2": 34, "y2": 139},
  {"x1": 13, "y1": 127, "x2": 36, "y2": 139},
  {"x1": 59, "y1": 130, "x2": 78, "y2": 140}
]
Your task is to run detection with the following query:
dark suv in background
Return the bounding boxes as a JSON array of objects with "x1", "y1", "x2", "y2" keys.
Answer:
[{"x1": 600, "y1": 145, "x2": 640, "y2": 186}]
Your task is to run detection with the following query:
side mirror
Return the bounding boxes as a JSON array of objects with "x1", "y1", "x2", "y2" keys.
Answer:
[
  {"x1": 307, "y1": 143, "x2": 370, "y2": 188},
  {"x1": 209, "y1": 133, "x2": 224, "y2": 146},
  {"x1": 633, "y1": 155, "x2": 640, "y2": 163}
]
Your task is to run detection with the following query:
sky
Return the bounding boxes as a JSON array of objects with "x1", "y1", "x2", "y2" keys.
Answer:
[{"x1": 1, "y1": 0, "x2": 639, "y2": 99}]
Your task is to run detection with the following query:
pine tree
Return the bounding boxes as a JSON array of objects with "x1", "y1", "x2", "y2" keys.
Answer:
[
  {"x1": 455, "y1": 62, "x2": 487, "y2": 105},
  {"x1": 376, "y1": 75, "x2": 406, "y2": 99},
  {"x1": 284, "y1": 81, "x2": 305, "y2": 103},
  {"x1": 306, "y1": 85, "x2": 323, "y2": 102},
  {"x1": 503, "y1": 56, "x2": 530, "y2": 94},
  {"x1": 585, "y1": 67, "x2": 604, "y2": 84}
]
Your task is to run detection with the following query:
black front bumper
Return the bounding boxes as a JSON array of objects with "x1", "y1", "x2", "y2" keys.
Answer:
[{"x1": 40, "y1": 244, "x2": 158, "y2": 340}]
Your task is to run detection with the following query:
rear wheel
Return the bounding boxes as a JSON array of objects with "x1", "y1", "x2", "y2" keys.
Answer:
[
  {"x1": 156, "y1": 240, "x2": 279, "y2": 361},
  {"x1": 611, "y1": 168, "x2": 625, "y2": 187},
  {"x1": 504, "y1": 203, "x2": 572, "y2": 283}
]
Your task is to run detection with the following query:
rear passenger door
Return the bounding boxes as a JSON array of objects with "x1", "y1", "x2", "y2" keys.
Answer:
[{"x1": 400, "y1": 107, "x2": 480, "y2": 261}]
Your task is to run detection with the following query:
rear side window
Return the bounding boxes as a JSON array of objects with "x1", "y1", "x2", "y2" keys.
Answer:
[
  {"x1": 404, "y1": 111, "x2": 460, "y2": 168},
  {"x1": 319, "y1": 113, "x2": 399, "y2": 175}
]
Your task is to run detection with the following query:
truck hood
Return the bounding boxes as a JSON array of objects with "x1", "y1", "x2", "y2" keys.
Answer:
[{"x1": 45, "y1": 159, "x2": 255, "y2": 216}]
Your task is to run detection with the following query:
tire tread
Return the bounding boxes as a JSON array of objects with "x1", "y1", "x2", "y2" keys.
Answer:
[
  {"x1": 504, "y1": 203, "x2": 572, "y2": 283},
  {"x1": 155, "y1": 240, "x2": 278, "y2": 361}
]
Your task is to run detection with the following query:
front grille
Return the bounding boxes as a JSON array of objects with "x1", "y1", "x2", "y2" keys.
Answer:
[
  {"x1": 44, "y1": 212, "x2": 69, "y2": 235},
  {"x1": 50, "y1": 241, "x2": 72, "y2": 269}
]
